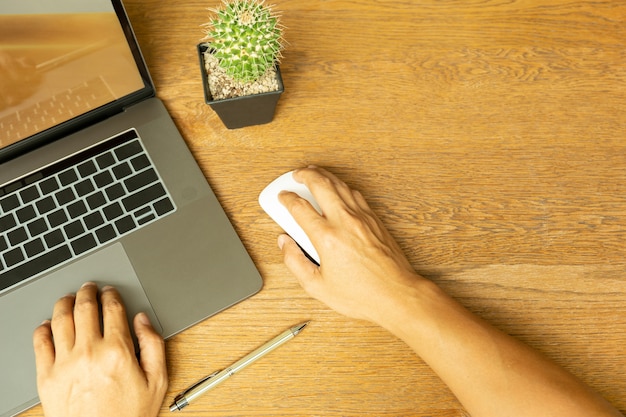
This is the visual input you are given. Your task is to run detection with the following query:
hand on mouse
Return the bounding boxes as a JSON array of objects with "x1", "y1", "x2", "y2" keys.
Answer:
[
  {"x1": 33, "y1": 283, "x2": 168, "y2": 417},
  {"x1": 277, "y1": 166, "x2": 624, "y2": 417},
  {"x1": 277, "y1": 166, "x2": 425, "y2": 326}
]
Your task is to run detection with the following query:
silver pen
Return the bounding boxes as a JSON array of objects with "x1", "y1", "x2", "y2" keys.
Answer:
[{"x1": 169, "y1": 321, "x2": 309, "y2": 412}]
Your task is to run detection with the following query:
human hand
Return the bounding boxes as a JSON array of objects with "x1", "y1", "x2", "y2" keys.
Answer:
[
  {"x1": 277, "y1": 166, "x2": 425, "y2": 325},
  {"x1": 33, "y1": 283, "x2": 168, "y2": 417}
]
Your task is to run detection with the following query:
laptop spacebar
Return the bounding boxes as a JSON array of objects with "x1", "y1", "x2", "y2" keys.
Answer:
[{"x1": 0, "y1": 246, "x2": 72, "y2": 292}]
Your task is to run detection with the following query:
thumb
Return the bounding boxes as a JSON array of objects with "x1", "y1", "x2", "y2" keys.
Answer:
[
  {"x1": 278, "y1": 234, "x2": 319, "y2": 287},
  {"x1": 134, "y1": 312, "x2": 168, "y2": 392}
]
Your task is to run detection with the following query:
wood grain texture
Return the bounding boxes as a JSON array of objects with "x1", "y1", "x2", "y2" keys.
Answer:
[{"x1": 20, "y1": 0, "x2": 625, "y2": 416}]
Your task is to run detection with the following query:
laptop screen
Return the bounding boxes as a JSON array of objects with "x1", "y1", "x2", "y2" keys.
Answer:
[{"x1": 0, "y1": 0, "x2": 152, "y2": 160}]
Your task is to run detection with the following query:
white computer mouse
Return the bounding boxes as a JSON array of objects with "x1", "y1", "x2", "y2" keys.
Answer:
[{"x1": 259, "y1": 170, "x2": 322, "y2": 265}]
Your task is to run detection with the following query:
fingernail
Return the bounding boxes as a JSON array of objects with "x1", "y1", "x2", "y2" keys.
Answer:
[
  {"x1": 81, "y1": 281, "x2": 96, "y2": 288},
  {"x1": 277, "y1": 234, "x2": 286, "y2": 250},
  {"x1": 101, "y1": 285, "x2": 114, "y2": 292},
  {"x1": 136, "y1": 312, "x2": 150, "y2": 325}
]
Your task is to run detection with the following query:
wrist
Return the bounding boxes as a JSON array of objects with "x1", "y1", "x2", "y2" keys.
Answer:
[{"x1": 366, "y1": 272, "x2": 439, "y2": 337}]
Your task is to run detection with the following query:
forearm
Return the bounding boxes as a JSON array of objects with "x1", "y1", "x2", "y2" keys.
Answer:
[
  {"x1": 278, "y1": 167, "x2": 623, "y2": 417},
  {"x1": 375, "y1": 275, "x2": 622, "y2": 417}
]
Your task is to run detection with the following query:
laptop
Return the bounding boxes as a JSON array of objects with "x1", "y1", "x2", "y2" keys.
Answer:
[{"x1": 0, "y1": 1, "x2": 263, "y2": 415}]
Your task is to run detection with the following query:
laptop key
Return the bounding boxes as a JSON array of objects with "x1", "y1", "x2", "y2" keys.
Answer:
[
  {"x1": 130, "y1": 154, "x2": 150, "y2": 171},
  {"x1": 134, "y1": 207, "x2": 151, "y2": 218},
  {"x1": 154, "y1": 197, "x2": 175, "y2": 216},
  {"x1": 96, "y1": 152, "x2": 116, "y2": 169},
  {"x1": 137, "y1": 213, "x2": 156, "y2": 225},
  {"x1": 75, "y1": 179, "x2": 95, "y2": 197},
  {"x1": 55, "y1": 188, "x2": 76, "y2": 205},
  {"x1": 77, "y1": 160, "x2": 97, "y2": 178},
  {"x1": 24, "y1": 238, "x2": 46, "y2": 257},
  {"x1": 71, "y1": 233, "x2": 97, "y2": 255},
  {"x1": 115, "y1": 215, "x2": 136, "y2": 234},
  {"x1": 8, "y1": 227, "x2": 28, "y2": 246},
  {"x1": 86, "y1": 191, "x2": 106, "y2": 210},
  {"x1": 105, "y1": 183, "x2": 125, "y2": 201},
  {"x1": 36, "y1": 196, "x2": 57, "y2": 215},
  {"x1": 0, "y1": 245, "x2": 72, "y2": 292},
  {"x1": 3, "y1": 247, "x2": 24, "y2": 268},
  {"x1": 20, "y1": 186, "x2": 40, "y2": 204},
  {"x1": 0, "y1": 214, "x2": 16, "y2": 232},
  {"x1": 125, "y1": 168, "x2": 157, "y2": 193},
  {"x1": 47, "y1": 209, "x2": 68, "y2": 228},
  {"x1": 27, "y1": 218, "x2": 48, "y2": 236},
  {"x1": 16, "y1": 205, "x2": 37, "y2": 223},
  {"x1": 103, "y1": 202, "x2": 124, "y2": 221},
  {"x1": 64, "y1": 220, "x2": 84, "y2": 239},
  {"x1": 43, "y1": 229, "x2": 64, "y2": 248},
  {"x1": 0, "y1": 194, "x2": 19, "y2": 212},
  {"x1": 95, "y1": 224, "x2": 117, "y2": 244},
  {"x1": 122, "y1": 183, "x2": 166, "y2": 212},
  {"x1": 58, "y1": 169, "x2": 79, "y2": 186},
  {"x1": 83, "y1": 212, "x2": 104, "y2": 229},
  {"x1": 93, "y1": 171, "x2": 114, "y2": 188},
  {"x1": 115, "y1": 140, "x2": 142, "y2": 160},
  {"x1": 67, "y1": 200, "x2": 88, "y2": 218},
  {"x1": 112, "y1": 162, "x2": 132, "y2": 180},
  {"x1": 39, "y1": 177, "x2": 60, "y2": 195}
]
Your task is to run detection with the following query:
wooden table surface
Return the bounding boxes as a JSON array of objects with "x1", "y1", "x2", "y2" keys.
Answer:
[{"x1": 23, "y1": 0, "x2": 626, "y2": 416}]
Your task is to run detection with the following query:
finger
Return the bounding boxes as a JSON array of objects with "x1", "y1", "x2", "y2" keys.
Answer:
[
  {"x1": 33, "y1": 320, "x2": 55, "y2": 375},
  {"x1": 73, "y1": 282, "x2": 102, "y2": 344},
  {"x1": 352, "y1": 188, "x2": 374, "y2": 212},
  {"x1": 100, "y1": 286, "x2": 133, "y2": 350},
  {"x1": 50, "y1": 293, "x2": 76, "y2": 354},
  {"x1": 278, "y1": 189, "x2": 327, "y2": 232},
  {"x1": 294, "y1": 167, "x2": 361, "y2": 214},
  {"x1": 278, "y1": 234, "x2": 321, "y2": 289},
  {"x1": 133, "y1": 313, "x2": 168, "y2": 394},
  {"x1": 296, "y1": 166, "x2": 342, "y2": 187}
]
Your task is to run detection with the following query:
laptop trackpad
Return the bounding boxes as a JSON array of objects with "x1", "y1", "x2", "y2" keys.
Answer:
[{"x1": 0, "y1": 243, "x2": 162, "y2": 417}]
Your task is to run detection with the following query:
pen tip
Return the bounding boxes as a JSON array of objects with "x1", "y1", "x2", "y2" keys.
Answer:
[{"x1": 293, "y1": 321, "x2": 309, "y2": 334}]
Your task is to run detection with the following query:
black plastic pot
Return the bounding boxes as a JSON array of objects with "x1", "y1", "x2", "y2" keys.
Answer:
[{"x1": 197, "y1": 43, "x2": 284, "y2": 129}]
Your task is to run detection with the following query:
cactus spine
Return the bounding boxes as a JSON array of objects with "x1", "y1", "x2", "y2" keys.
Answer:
[{"x1": 203, "y1": 0, "x2": 284, "y2": 83}]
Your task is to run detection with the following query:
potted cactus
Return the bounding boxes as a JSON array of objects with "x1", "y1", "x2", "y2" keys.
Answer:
[{"x1": 198, "y1": 0, "x2": 285, "y2": 129}]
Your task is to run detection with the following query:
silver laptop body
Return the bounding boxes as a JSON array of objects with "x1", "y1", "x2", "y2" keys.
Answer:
[{"x1": 0, "y1": 1, "x2": 263, "y2": 415}]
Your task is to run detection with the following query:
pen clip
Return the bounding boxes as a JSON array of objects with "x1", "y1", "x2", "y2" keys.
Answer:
[{"x1": 175, "y1": 370, "x2": 220, "y2": 400}]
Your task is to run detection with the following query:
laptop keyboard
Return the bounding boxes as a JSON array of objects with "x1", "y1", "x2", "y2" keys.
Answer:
[{"x1": 0, "y1": 129, "x2": 176, "y2": 292}]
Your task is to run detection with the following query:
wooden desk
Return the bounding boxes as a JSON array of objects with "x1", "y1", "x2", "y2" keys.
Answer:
[{"x1": 22, "y1": 1, "x2": 626, "y2": 415}]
